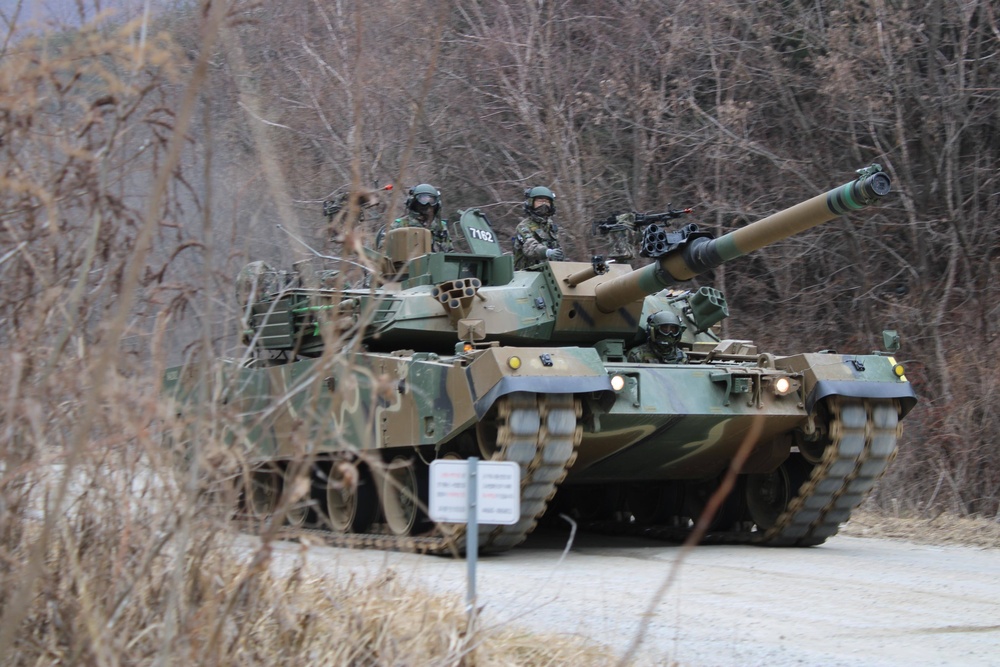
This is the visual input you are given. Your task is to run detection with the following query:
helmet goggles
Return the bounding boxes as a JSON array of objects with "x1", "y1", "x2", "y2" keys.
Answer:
[{"x1": 657, "y1": 323, "x2": 682, "y2": 338}]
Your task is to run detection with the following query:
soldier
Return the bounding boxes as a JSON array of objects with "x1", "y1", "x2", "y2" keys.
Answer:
[
  {"x1": 607, "y1": 212, "x2": 640, "y2": 263},
  {"x1": 324, "y1": 188, "x2": 385, "y2": 223},
  {"x1": 388, "y1": 183, "x2": 452, "y2": 251},
  {"x1": 627, "y1": 310, "x2": 688, "y2": 363},
  {"x1": 512, "y1": 185, "x2": 565, "y2": 269},
  {"x1": 323, "y1": 186, "x2": 388, "y2": 245}
]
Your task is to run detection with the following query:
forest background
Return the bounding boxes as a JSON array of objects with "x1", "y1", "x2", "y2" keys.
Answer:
[
  {"x1": 182, "y1": 0, "x2": 997, "y2": 516},
  {"x1": 0, "y1": 0, "x2": 997, "y2": 662}
]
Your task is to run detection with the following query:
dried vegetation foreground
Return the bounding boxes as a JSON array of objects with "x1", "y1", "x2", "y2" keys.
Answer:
[
  {"x1": 841, "y1": 509, "x2": 1000, "y2": 549},
  {"x1": 3, "y1": 461, "x2": 995, "y2": 665},
  {"x1": 1, "y1": 467, "x2": 620, "y2": 665}
]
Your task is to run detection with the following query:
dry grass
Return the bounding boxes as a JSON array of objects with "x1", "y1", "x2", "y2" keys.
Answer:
[
  {"x1": 842, "y1": 508, "x2": 1000, "y2": 549},
  {"x1": 0, "y1": 458, "x2": 619, "y2": 666}
]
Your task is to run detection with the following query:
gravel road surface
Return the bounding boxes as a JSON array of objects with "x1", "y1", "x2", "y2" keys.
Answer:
[{"x1": 270, "y1": 527, "x2": 1000, "y2": 666}]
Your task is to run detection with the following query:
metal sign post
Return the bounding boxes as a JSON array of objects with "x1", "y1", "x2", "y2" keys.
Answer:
[
  {"x1": 429, "y1": 458, "x2": 520, "y2": 615},
  {"x1": 466, "y1": 457, "x2": 478, "y2": 611}
]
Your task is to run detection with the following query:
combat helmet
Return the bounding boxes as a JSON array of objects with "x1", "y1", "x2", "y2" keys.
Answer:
[
  {"x1": 647, "y1": 310, "x2": 686, "y2": 351},
  {"x1": 406, "y1": 183, "x2": 441, "y2": 219},
  {"x1": 523, "y1": 185, "x2": 556, "y2": 219}
]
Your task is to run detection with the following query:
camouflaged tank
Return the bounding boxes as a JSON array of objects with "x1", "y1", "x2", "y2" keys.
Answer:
[{"x1": 162, "y1": 165, "x2": 917, "y2": 553}]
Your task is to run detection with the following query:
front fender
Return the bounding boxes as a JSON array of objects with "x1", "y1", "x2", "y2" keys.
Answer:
[{"x1": 465, "y1": 347, "x2": 612, "y2": 419}]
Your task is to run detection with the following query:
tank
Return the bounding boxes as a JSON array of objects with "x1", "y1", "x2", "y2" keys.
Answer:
[{"x1": 163, "y1": 164, "x2": 917, "y2": 552}]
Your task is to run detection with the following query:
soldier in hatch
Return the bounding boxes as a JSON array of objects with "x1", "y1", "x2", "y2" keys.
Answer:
[
  {"x1": 512, "y1": 186, "x2": 566, "y2": 269},
  {"x1": 627, "y1": 310, "x2": 688, "y2": 364},
  {"x1": 387, "y1": 183, "x2": 452, "y2": 251}
]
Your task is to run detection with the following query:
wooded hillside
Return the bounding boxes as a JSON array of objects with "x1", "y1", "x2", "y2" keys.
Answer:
[
  {"x1": 193, "y1": 0, "x2": 1000, "y2": 516},
  {"x1": 3, "y1": 0, "x2": 998, "y2": 519}
]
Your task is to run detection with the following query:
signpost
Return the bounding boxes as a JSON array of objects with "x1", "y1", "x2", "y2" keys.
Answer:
[{"x1": 429, "y1": 458, "x2": 520, "y2": 614}]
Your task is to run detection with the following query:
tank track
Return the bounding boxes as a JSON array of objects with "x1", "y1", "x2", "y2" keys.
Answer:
[
  {"x1": 266, "y1": 392, "x2": 582, "y2": 555},
  {"x1": 582, "y1": 397, "x2": 902, "y2": 547}
]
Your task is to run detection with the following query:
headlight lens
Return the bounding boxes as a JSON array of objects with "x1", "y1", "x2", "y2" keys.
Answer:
[
  {"x1": 610, "y1": 374, "x2": 626, "y2": 392},
  {"x1": 771, "y1": 376, "x2": 800, "y2": 396},
  {"x1": 508, "y1": 356, "x2": 521, "y2": 370}
]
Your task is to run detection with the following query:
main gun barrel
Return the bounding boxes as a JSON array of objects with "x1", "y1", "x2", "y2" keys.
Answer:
[{"x1": 594, "y1": 167, "x2": 891, "y2": 313}]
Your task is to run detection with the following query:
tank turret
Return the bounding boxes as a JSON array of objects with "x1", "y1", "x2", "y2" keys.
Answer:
[{"x1": 234, "y1": 166, "x2": 893, "y2": 353}]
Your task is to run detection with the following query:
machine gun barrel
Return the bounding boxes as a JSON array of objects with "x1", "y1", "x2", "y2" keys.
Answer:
[{"x1": 594, "y1": 166, "x2": 892, "y2": 313}]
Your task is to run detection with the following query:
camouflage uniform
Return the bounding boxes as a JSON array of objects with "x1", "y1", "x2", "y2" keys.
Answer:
[
  {"x1": 513, "y1": 216, "x2": 561, "y2": 270},
  {"x1": 607, "y1": 213, "x2": 639, "y2": 262},
  {"x1": 391, "y1": 210, "x2": 428, "y2": 230},
  {"x1": 626, "y1": 342, "x2": 686, "y2": 364}
]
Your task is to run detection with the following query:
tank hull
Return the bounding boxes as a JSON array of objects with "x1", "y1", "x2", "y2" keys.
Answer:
[{"x1": 164, "y1": 341, "x2": 915, "y2": 550}]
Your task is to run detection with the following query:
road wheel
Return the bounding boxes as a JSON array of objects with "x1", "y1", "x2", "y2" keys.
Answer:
[
  {"x1": 324, "y1": 459, "x2": 378, "y2": 534},
  {"x1": 382, "y1": 455, "x2": 429, "y2": 536},
  {"x1": 246, "y1": 466, "x2": 281, "y2": 519},
  {"x1": 745, "y1": 455, "x2": 812, "y2": 530},
  {"x1": 283, "y1": 465, "x2": 312, "y2": 527}
]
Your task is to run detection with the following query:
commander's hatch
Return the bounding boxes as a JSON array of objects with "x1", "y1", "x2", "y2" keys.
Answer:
[
  {"x1": 452, "y1": 208, "x2": 502, "y2": 257},
  {"x1": 385, "y1": 208, "x2": 513, "y2": 289}
]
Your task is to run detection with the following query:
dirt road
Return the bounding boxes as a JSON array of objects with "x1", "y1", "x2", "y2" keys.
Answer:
[{"x1": 275, "y1": 528, "x2": 1000, "y2": 666}]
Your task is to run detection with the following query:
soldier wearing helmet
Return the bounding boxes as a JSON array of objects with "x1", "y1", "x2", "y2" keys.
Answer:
[
  {"x1": 391, "y1": 183, "x2": 452, "y2": 251},
  {"x1": 512, "y1": 185, "x2": 566, "y2": 269},
  {"x1": 627, "y1": 310, "x2": 688, "y2": 363}
]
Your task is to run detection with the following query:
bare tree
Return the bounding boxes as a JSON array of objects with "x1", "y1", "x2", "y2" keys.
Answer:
[{"x1": 159, "y1": 0, "x2": 1000, "y2": 514}]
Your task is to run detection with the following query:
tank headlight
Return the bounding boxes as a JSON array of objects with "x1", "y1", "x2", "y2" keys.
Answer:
[
  {"x1": 508, "y1": 356, "x2": 521, "y2": 370},
  {"x1": 773, "y1": 377, "x2": 795, "y2": 396},
  {"x1": 610, "y1": 374, "x2": 626, "y2": 392},
  {"x1": 893, "y1": 363, "x2": 905, "y2": 377}
]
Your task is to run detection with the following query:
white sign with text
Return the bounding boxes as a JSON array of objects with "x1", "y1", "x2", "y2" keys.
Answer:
[{"x1": 429, "y1": 459, "x2": 521, "y2": 525}]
